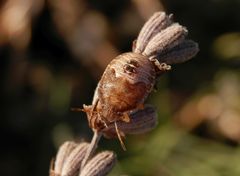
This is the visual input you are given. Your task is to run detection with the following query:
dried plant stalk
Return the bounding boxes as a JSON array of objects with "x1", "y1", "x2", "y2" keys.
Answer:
[
  {"x1": 135, "y1": 12, "x2": 172, "y2": 53},
  {"x1": 54, "y1": 141, "x2": 78, "y2": 175},
  {"x1": 61, "y1": 143, "x2": 89, "y2": 176},
  {"x1": 155, "y1": 40, "x2": 199, "y2": 64},
  {"x1": 80, "y1": 151, "x2": 117, "y2": 176},
  {"x1": 143, "y1": 23, "x2": 188, "y2": 56},
  {"x1": 80, "y1": 131, "x2": 102, "y2": 170}
]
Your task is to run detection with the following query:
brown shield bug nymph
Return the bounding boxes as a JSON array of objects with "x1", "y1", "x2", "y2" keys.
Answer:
[{"x1": 83, "y1": 53, "x2": 163, "y2": 149}]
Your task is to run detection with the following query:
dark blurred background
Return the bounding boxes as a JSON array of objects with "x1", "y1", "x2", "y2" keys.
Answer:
[{"x1": 1, "y1": 0, "x2": 240, "y2": 175}]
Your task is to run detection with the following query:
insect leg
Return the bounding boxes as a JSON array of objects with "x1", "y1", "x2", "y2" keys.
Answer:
[
  {"x1": 99, "y1": 116, "x2": 109, "y2": 128},
  {"x1": 114, "y1": 121, "x2": 126, "y2": 151},
  {"x1": 149, "y1": 57, "x2": 171, "y2": 72},
  {"x1": 89, "y1": 99, "x2": 99, "y2": 129}
]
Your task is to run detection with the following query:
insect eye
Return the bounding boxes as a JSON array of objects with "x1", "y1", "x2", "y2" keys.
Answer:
[{"x1": 123, "y1": 64, "x2": 136, "y2": 74}]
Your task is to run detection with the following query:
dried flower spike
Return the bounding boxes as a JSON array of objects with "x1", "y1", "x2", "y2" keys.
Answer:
[
  {"x1": 102, "y1": 105, "x2": 158, "y2": 138},
  {"x1": 54, "y1": 141, "x2": 78, "y2": 175},
  {"x1": 80, "y1": 151, "x2": 117, "y2": 176},
  {"x1": 143, "y1": 23, "x2": 188, "y2": 56},
  {"x1": 134, "y1": 12, "x2": 172, "y2": 53},
  {"x1": 51, "y1": 141, "x2": 118, "y2": 176},
  {"x1": 155, "y1": 40, "x2": 199, "y2": 64},
  {"x1": 61, "y1": 142, "x2": 89, "y2": 176}
]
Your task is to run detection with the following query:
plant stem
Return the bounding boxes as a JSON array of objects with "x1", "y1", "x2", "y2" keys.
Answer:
[{"x1": 80, "y1": 130, "x2": 102, "y2": 170}]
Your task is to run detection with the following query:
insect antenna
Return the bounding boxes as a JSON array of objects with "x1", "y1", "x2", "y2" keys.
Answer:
[{"x1": 71, "y1": 107, "x2": 84, "y2": 112}]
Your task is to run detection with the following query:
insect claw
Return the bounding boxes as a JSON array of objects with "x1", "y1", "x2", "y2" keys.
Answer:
[{"x1": 122, "y1": 113, "x2": 130, "y2": 123}]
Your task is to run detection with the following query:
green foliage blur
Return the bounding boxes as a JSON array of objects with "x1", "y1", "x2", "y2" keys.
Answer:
[{"x1": 1, "y1": 0, "x2": 240, "y2": 175}]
